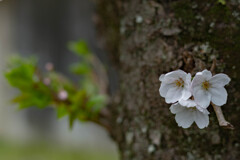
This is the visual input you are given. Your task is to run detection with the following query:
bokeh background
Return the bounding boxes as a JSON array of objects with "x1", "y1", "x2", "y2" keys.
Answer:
[{"x1": 0, "y1": 0, "x2": 119, "y2": 159}]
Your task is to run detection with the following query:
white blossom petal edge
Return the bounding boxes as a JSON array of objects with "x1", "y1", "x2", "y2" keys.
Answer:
[
  {"x1": 191, "y1": 69, "x2": 231, "y2": 108},
  {"x1": 159, "y1": 70, "x2": 192, "y2": 104},
  {"x1": 170, "y1": 99, "x2": 209, "y2": 129}
]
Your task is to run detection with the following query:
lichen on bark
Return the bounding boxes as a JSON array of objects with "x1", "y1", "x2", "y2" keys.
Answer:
[{"x1": 172, "y1": 0, "x2": 240, "y2": 79}]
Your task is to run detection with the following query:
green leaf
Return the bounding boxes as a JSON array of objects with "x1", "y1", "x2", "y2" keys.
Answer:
[
  {"x1": 5, "y1": 56, "x2": 37, "y2": 90},
  {"x1": 86, "y1": 95, "x2": 106, "y2": 112},
  {"x1": 14, "y1": 91, "x2": 51, "y2": 110},
  {"x1": 68, "y1": 40, "x2": 90, "y2": 56},
  {"x1": 71, "y1": 90, "x2": 86, "y2": 104},
  {"x1": 69, "y1": 113, "x2": 77, "y2": 129},
  {"x1": 57, "y1": 105, "x2": 68, "y2": 119},
  {"x1": 70, "y1": 63, "x2": 90, "y2": 75},
  {"x1": 77, "y1": 113, "x2": 88, "y2": 122},
  {"x1": 81, "y1": 79, "x2": 97, "y2": 96}
]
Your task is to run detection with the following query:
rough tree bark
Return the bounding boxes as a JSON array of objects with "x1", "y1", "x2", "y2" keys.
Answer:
[{"x1": 96, "y1": 0, "x2": 240, "y2": 159}]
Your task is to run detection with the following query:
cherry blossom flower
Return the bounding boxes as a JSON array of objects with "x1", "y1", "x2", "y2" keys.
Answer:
[
  {"x1": 191, "y1": 69, "x2": 230, "y2": 108},
  {"x1": 159, "y1": 70, "x2": 192, "y2": 104},
  {"x1": 170, "y1": 99, "x2": 209, "y2": 129},
  {"x1": 159, "y1": 69, "x2": 231, "y2": 129}
]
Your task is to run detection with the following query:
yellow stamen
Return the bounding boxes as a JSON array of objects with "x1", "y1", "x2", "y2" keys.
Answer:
[
  {"x1": 189, "y1": 107, "x2": 197, "y2": 111},
  {"x1": 202, "y1": 81, "x2": 210, "y2": 90},
  {"x1": 175, "y1": 78, "x2": 184, "y2": 87}
]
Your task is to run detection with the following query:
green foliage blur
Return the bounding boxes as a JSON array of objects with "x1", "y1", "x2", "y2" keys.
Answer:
[{"x1": 5, "y1": 40, "x2": 107, "y2": 128}]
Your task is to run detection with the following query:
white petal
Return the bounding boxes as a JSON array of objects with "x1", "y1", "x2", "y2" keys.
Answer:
[
  {"x1": 162, "y1": 77, "x2": 177, "y2": 84},
  {"x1": 201, "y1": 69, "x2": 212, "y2": 80},
  {"x1": 196, "y1": 105, "x2": 210, "y2": 114},
  {"x1": 165, "y1": 86, "x2": 182, "y2": 103},
  {"x1": 167, "y1": 70, "x2": 187, "y2": 77},
  {"x1": 180, "y1": 73, "x2": 192, "y2": 100},
  {"x1": 196, "y1": 71, "x2": 203, "y2": 76},
  {"x1": 191, "y1": 74, "x2": 205, "y2": 88},
  {"x1": 209, "y1": 87, "x2": 228, "y2": 106},
  {"x1": 192, "y1": 85, "x2": 201, "y2": 95},
  {"x1": 159, "y1": 83, "x2": 173, "y2": 97},
  {"x1": 194, "y1": 111, "x2": 209, "y2": 129},
  {"x1": 186, "y1": 73, "x2": 192, "y2": 84},
  {"x1": 164, "y1": 70, "x2": 187, "y2": 83},
  {"x1": 175, "y1": 109, "x2": 194, "y2": 128},
  {"x1": 210, "y1": 73, "x2": 231, "y2": 87},
  {"x1": 181, "y1": 88, "x2": 192, "y2": 100},
  {"x1": 170, "y1": 103, "x2": 185, "y2": 114},
  {"x1": 193, "y1": 88, "x2": 211, "y2": 108},
  {"x1": 159, "y1": 74, "x2": 165, "y2": 81},
  {"x1": 179, "y1": 99, "x2": 196, "y2": 108}
]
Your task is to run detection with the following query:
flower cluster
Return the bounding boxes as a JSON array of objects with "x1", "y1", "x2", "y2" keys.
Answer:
[{"x1": 159, "y1": 69, "x2": 230, "y2": 129}]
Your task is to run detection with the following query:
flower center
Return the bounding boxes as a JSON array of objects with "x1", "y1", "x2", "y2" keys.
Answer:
[
  {"x1": 202, "y1": 81, "x2": 210, "y2": 90},
  {"x1": 175, "y1": 78, "x2": 184, "y2": 88},
  {"x1": 189, "y1": 107, "x2": 197, "y2": 111}
]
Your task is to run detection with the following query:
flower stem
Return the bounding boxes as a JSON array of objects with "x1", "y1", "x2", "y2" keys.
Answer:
[{"x1": 211, "y1": 102, "x2": 234, "y2": 130}]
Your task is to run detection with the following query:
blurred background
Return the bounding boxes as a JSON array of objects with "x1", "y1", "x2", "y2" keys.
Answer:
[{"x1": 0, "y1": 0, "x2": 119, "y2": 159}]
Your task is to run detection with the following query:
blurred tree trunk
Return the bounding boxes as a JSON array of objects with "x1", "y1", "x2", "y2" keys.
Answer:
[{"x1": 97, "y1": 0, "x2": 240, "y2": 159}]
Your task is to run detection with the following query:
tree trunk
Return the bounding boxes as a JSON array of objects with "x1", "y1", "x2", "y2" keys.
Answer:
[{"x1": 97, "y1": 0, "x2": 240, "y2": 159}]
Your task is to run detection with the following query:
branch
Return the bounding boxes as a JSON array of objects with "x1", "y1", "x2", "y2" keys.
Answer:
[
  {"x1": 211, "y1": 102, "x2": 234, "y2": 130},
  {"x1": 210, "y1": 59, "x2": 234, "y2": 130},
  {"x1": 210, "y1": 58, "x2": 216, "y2": 72}
]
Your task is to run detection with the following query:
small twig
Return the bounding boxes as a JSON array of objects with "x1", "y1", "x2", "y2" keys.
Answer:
[
  {"x1": 210, "y1": 58, "x2": 217, "y2": 73},
  {"x1": 210, "y1": 59, "x2": 234, "y2": 130},
  {"x1": 211, "y1": 102, "x2": 234, "y2": 129}
]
